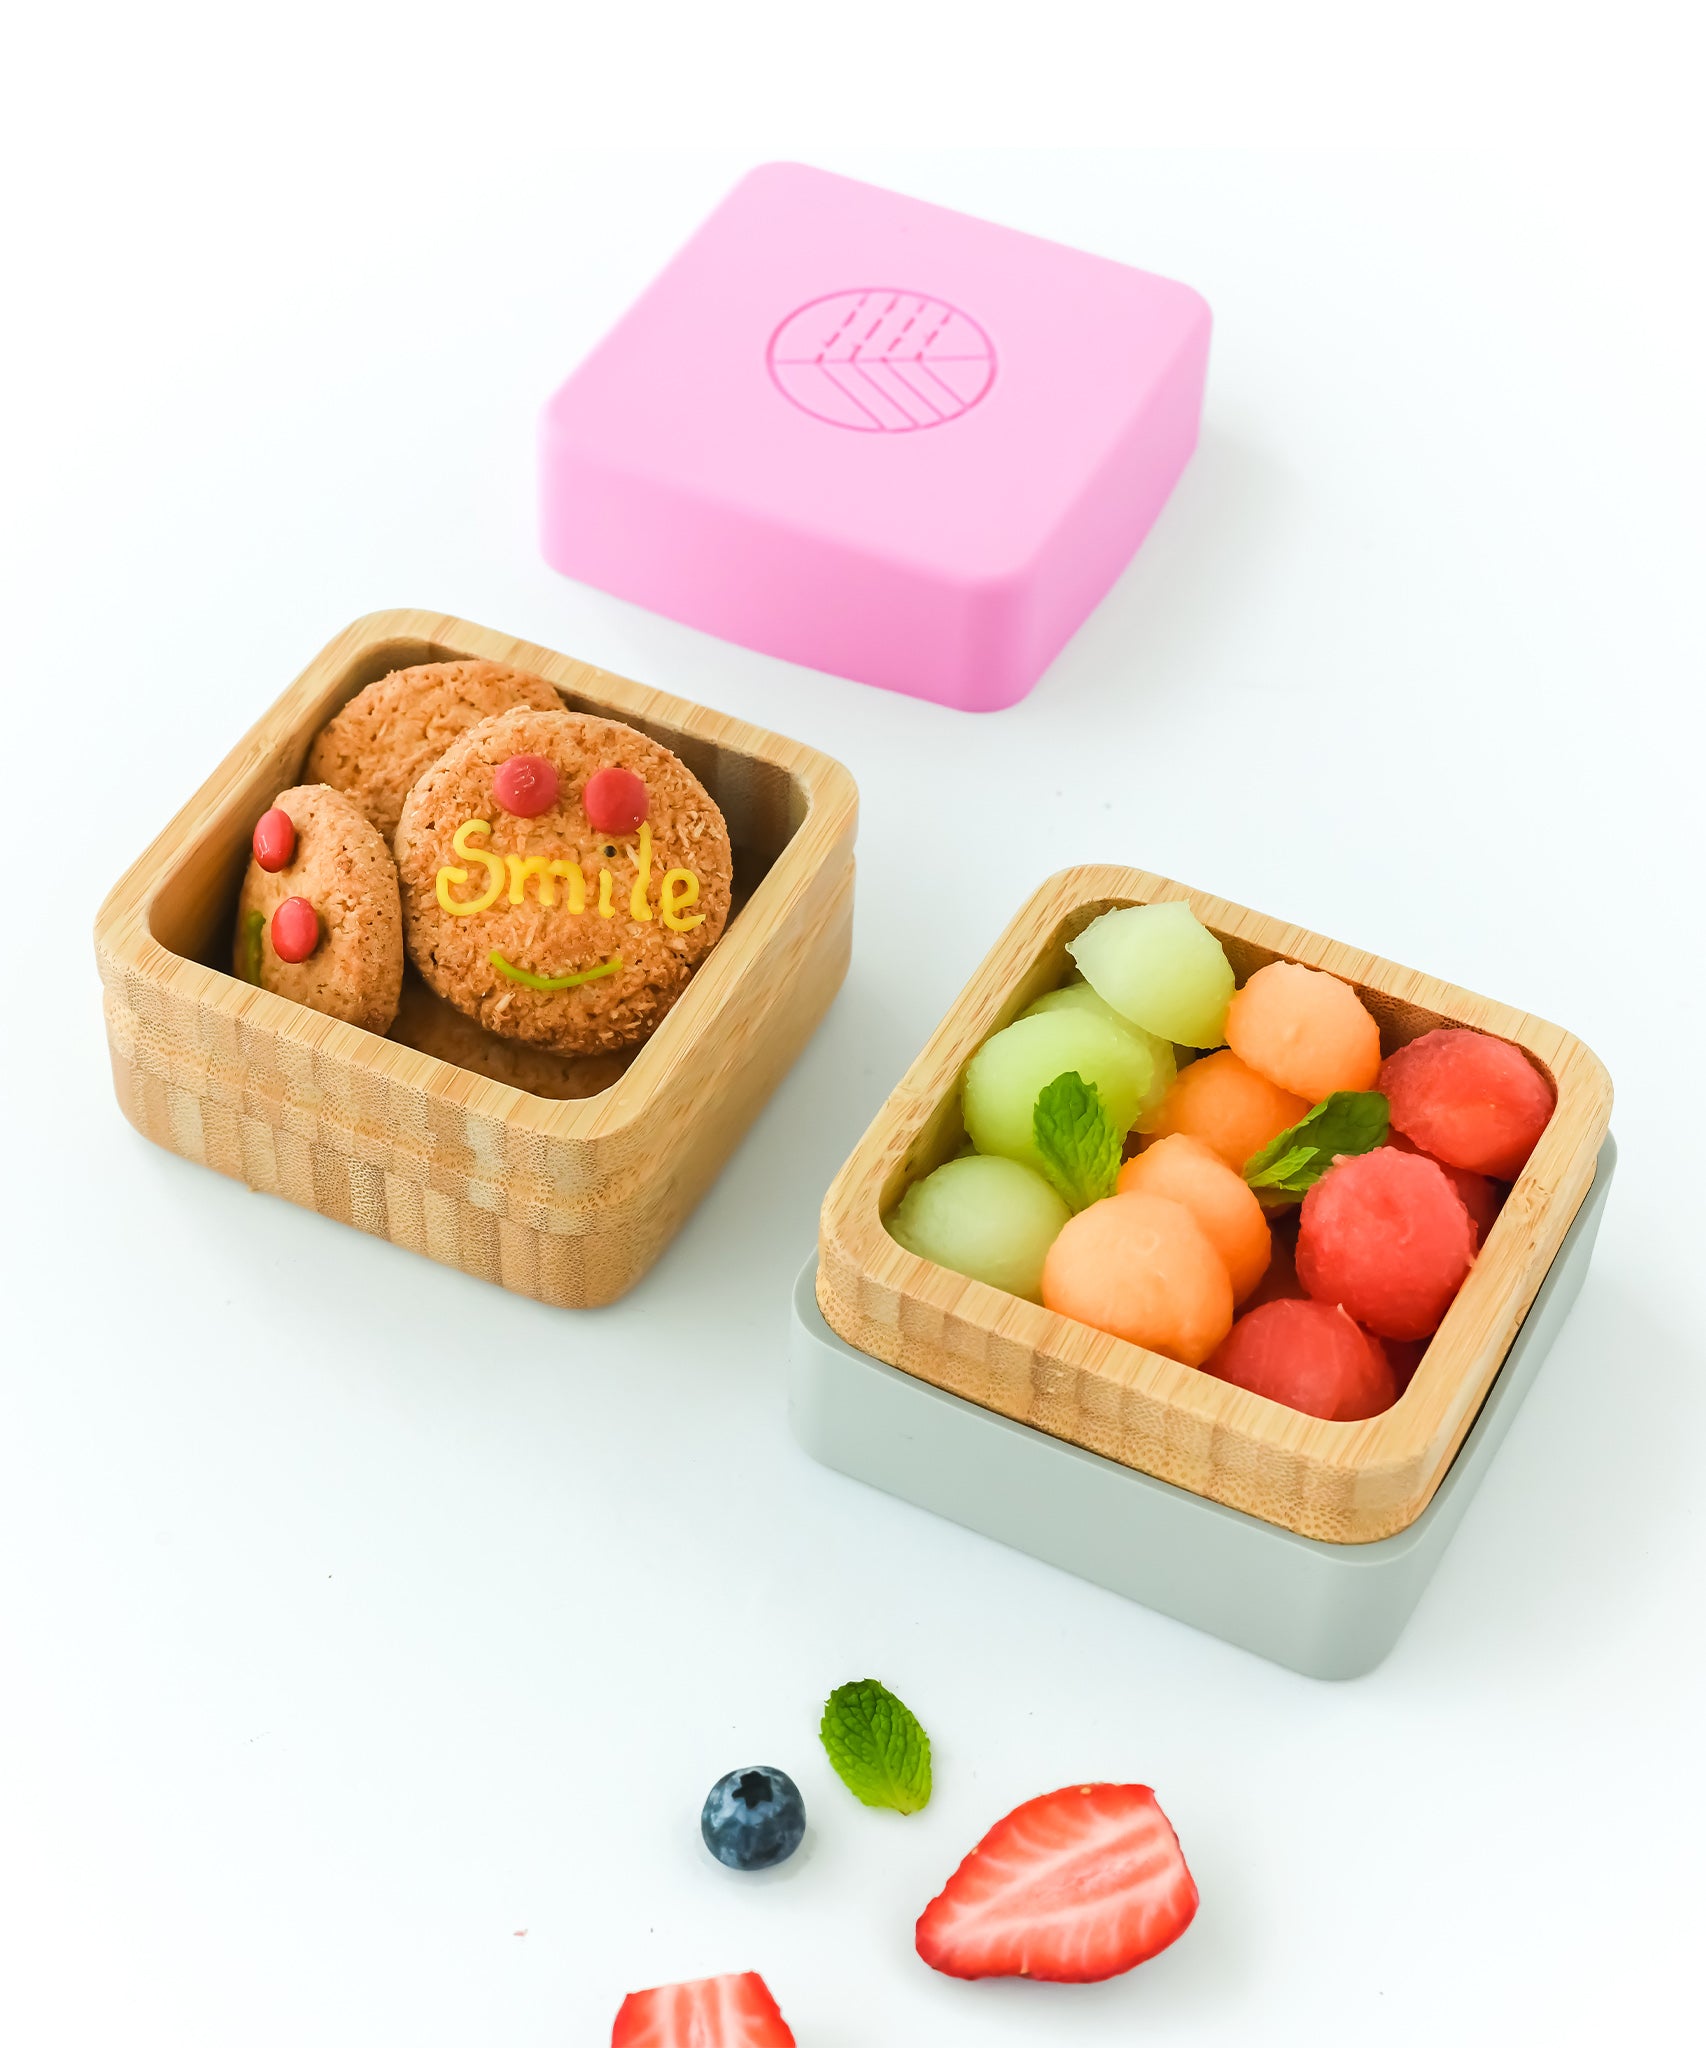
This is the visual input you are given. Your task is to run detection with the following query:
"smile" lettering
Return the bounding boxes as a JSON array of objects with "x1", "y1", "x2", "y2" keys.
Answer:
[{"x1": 435, "y1": 819, "x2": 705, "y2": 933}]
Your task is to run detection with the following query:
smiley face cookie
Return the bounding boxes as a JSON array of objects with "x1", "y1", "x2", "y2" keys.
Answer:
[
  {"x1": 393, "y1": 708, "x2": 733, "y2": 1056},
  {"x1": 233, "y1": 784, "x2": 404, "y2": 1033},
  {"x1": 304, "y1": 659, "x2": 563, "y2": 839}
]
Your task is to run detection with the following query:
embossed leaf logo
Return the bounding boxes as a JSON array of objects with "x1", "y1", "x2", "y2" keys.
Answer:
[{"x1": 767, "y1": 289, "x2": 996, "y2": 432}]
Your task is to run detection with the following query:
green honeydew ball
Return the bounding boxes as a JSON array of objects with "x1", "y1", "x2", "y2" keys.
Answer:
[
  {"x1": 962, "y1": 1010, "x2": 1151, "y2": 1173},
  {"x1": 1020, "y1": 981, "x2": 1177, "y2": 1130},
  {"x1": 1066, "y1": 900, "x2": 1235, "y2": 1049},
  {"x1": 887, "y1": 1154, "x2": 1070, "y2": 1302}
]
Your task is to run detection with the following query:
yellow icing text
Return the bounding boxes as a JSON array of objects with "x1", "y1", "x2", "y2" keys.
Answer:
[
  {"x1": 661, "y1": 868, "x2": 703, "y2": 932},
  {"x1": 436, "y1": 819, "x2": 505, "y2": 915},
  {"x1": 628, "y1": 822, "x2": 653, "y2": 922},
  {"x1": 504, "y1": 854, "x2": 588, "y2": 909},
  {"x1": 549, "y1": 858, "x2": 586, "y2": 912},
  {"x1": 506, "y1": 854, "x2": 553, "y2": 905},
  {"x1": 432, "y1": 816, "x2": 700, "y2": 933}
]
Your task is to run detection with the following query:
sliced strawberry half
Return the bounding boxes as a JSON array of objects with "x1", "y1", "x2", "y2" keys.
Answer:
[
  {"x1": 611, "y1": 1970, "x2": 795, "y2": 2047},
  {"x1": 916, "y1": 1782, "x2": 1198, "y2": 1983}
]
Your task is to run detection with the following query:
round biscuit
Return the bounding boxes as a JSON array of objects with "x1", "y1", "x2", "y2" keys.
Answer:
[
  {"x1": 388, "y1": 974, "x2": 635, "y2": 1100},
  {"x1": 234, "y1": 784, "x2": 404, "y2": 1033},
  {"x1": 305, "y1": 659, "x2": 562, "y2": 838},
  {"x1": 394, "y1": 708, "x2": 732, "y2": 1056}
]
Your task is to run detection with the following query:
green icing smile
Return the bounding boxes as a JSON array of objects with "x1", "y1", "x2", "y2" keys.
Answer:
[
  {"x1": 488, "y1": 951, "x2": 622, "y2": 993},
  {"x1": 240, "y1": 908, "x2": 266, "y2": 985}
]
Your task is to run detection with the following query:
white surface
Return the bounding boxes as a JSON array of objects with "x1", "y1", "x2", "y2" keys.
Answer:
[{"x1": 4, "y1": 17, "x2": 1704, "y2": 2045}]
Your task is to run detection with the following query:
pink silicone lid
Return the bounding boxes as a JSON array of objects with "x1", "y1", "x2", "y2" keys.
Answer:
[{"x1": 540, "y1": 163, "x2": 1211, "y2": 711}]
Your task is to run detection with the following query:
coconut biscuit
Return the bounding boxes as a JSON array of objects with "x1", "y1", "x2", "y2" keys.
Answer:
[
  {"x1": 305, "y1": 659, "x2": 562, "y2": 839},
  {"x1": 233, "y1": 784, "x2": 403, "y2": 1033},
  {"x1": 388, "y1": 972, "x2": 635, "y2": 1100},
  {"x1": 394, "y1": 707, "x2": 733, "y2": 1057}
]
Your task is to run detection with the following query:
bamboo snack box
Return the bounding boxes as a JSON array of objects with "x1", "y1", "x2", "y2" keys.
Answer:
[
  {"x1": 95, "y1": 610, "x2": 858, "y2": 1307},
  {"x1": 814, "y1": 866, "x2": 1613, "y2": 1556}
]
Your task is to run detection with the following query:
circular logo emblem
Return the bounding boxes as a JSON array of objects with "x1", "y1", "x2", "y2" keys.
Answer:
[{"x1": 766, "y1": 289, "x2": 996, "y2": 433}]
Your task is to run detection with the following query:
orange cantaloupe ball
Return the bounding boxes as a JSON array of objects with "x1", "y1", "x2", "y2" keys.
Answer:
[
  {"x1": 1145, "y1": 1050, "x2": 1310, "y2": 1173},
  {"x1": 1223, "y1": 961, "x2": 1383, "y2": 1101},
  {"x1": 1041, "y1": 1191, "x2": 1234, "y2": 1367},
  {"x1": 1115, "y1": 1135, "x2": 1272, "y2": 1304}
]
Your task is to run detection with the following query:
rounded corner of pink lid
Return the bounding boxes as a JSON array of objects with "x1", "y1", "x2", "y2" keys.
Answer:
[
  {"x1": 959, "y1": 673, "x2": 1045, "y2": 714},
  {"x1": 712, "y1": 159, "x2": 826, "y2": 219},
  {"x1": 737, "y1": 158, "x2": 816, "y2": 189}
]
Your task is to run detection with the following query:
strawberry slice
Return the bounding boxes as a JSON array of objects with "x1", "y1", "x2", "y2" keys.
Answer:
[
  {"x1": 611, "y1": 1970, "x2": 796, "y2": 2047},
  {"x1": 916, "y1": 1782, "x2": 1198, "y2": 1983}
]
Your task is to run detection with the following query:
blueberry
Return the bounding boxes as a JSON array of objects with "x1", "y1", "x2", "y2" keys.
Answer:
[{"x1": 700, "y1": 1766, "x2": 806, "y2": 1872}]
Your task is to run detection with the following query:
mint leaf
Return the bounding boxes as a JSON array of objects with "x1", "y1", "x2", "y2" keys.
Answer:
[
  {"x1": 1032, "y1": 1071, "x2": 1121, "y2": 1212},
  {"x1": 820, "y1": 1679, "x2": 932, "y2": 1815},
  {"x1": 1244, "y1": 1145, "x2": 1317, "y2": 1188},
  {"x1": 1243, "y1": 1091, "x2": 1390, "y2": 1201}
]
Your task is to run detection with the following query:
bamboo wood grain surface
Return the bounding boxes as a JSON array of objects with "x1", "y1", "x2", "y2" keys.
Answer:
[
  {"x1": 96, "y1": 610, "x2": 859, "y2": 1308},
  {"x1": 818, "y1": 865, "x2": 1612, "y2": 1543}
]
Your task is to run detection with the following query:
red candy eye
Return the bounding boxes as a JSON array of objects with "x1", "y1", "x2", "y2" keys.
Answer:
[
  {"x1": 253, "y1": 807, "x2": 296, "y2": 872},
  {"x1": 583, "y1": 765, "x2": 649, "y2": 836},
  {"x1": 271, "y1": 896, "x2": 320, "y2": 963},
  {"x1": 493, "y1": 753, "x2": 559, "y2": 817}
]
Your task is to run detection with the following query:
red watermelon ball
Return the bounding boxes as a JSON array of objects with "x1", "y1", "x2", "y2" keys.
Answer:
[
  {"x1": 1379, "y1": 1028, "x2": 1555, "y2": 1180},
  {"x1": 1386, "y1": 1129, "x2": 1504, "y2": 1245},
  {"x1": 1297, "y1": 1148, "x2": 1476, "y2": 1341},
  {"x1": 1203, "y1": 1298, "x2": 1397, "y2": 1421}
]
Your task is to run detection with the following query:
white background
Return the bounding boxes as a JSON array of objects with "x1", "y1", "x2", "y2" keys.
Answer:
[{"x1": 4, "y1": 6, "x2": 1703, "y2": 2044}]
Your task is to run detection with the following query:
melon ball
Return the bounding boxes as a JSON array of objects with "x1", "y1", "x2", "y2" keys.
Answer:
[
  {"x1": 1386, "y1": 1129, "x2": 1504, "y2": 1245},
  {"x1": 888, "y1": 1155, "x2": 1071, "y2": 1303},
  {"x1": 1066, "y1": 901, "x2": 1235, "y2": 1048},
  {"x1": 1378, "y1": 1028, "x2": 1555, "y2": 1180},
  {"x1": 1116, "y1": 1134, "x2": 1272, "y2": 1304},
  {"x1": 1145, "y1": 1050, "x2": 1310, "y2": 1172},
  {"x1": 1021, "y1": 981, "x2": 1177, "y2": 1128},
  {"x1": 1224, "y1": 960, "x2": 1382, "y2": 1101},
  {"x1": 962, "y1": 1011, "x2": 1151, "y2": 1173},
  {"x1": 1297, "y1": 1148, "x2": 1476, "y2": 1341},
  {"x1": 1204, "y1": 1299, "x2": 1397, "y2": 1421},
  {"x1": 1041, "y1": 1192, "x2": 1234, "y2": 1366}
]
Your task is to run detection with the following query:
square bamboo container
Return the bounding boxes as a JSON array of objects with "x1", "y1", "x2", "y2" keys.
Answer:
[
  {"x1": 817, "y1": 866, "x2": 1612, "y2": 1544},
  {"x1": 794, "y1": 1140, "x2": 1612, "y2": 1678},
  {"x1": 96, "y1": 609, "x2": 858, "y2": 1308}
]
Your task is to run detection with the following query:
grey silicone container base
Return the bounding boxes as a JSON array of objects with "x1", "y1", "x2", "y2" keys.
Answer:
[{"x1": 790, "y1": 1139, "x2": 1614, "y2": 1680}]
